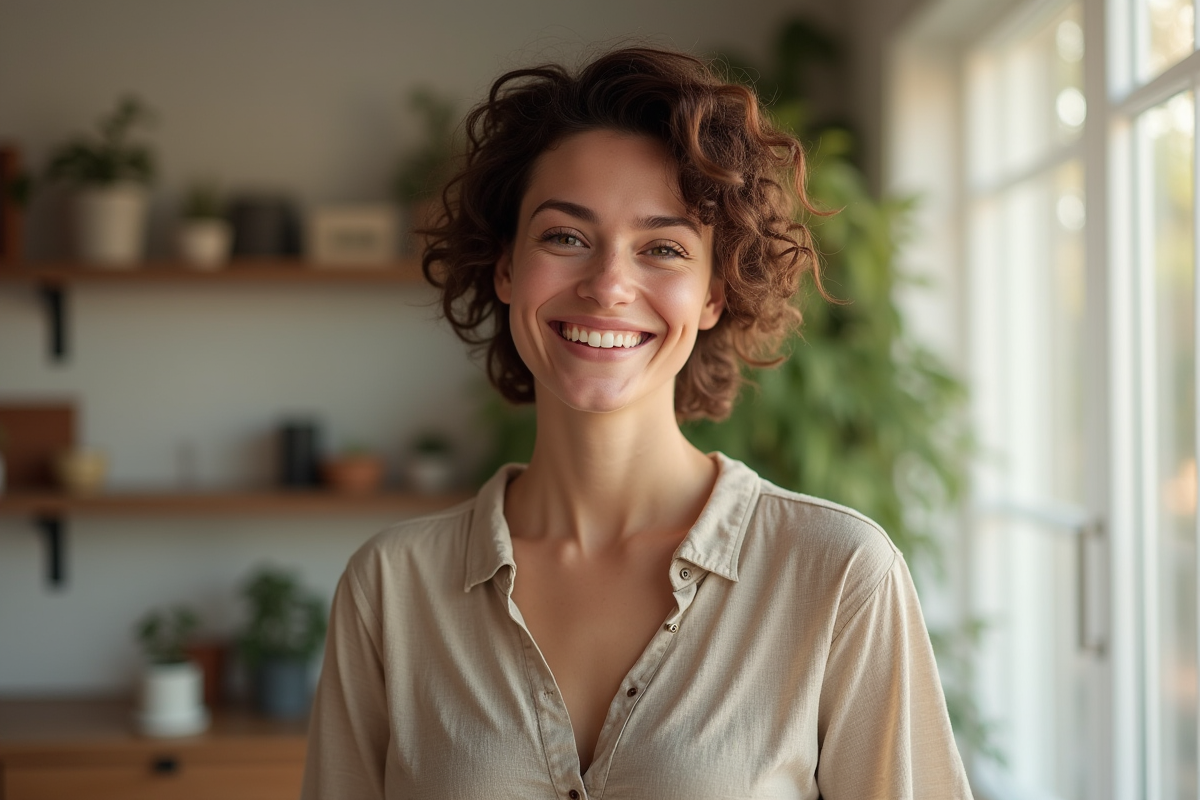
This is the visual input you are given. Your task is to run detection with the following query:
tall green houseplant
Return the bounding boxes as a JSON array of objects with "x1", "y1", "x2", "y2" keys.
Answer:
[
  {"x1": 687, "y1": 23, "x2": 971, "y2": 573},
  {"x1": 692, "y1": 20, "x2": 987, "y2": 755}
]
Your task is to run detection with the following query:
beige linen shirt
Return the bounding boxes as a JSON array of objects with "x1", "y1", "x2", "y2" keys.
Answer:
[{"x1": 301, "y1": 453, "x2": 971, "y2": 799}]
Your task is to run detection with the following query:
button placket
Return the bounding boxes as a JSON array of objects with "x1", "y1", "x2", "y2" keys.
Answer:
[{"x1": 498, "y1": 578, "x2": 584, "y2": 796}]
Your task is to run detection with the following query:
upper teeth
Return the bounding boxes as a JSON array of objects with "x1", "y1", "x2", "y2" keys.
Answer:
[{"x1": 560, "y1": 325, "x2": 643, "y2": 349}]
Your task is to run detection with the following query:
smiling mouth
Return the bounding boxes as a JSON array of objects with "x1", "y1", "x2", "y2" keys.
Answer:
[{"x1": 555, "y1": 322, "x2": 650, "y2": 349}]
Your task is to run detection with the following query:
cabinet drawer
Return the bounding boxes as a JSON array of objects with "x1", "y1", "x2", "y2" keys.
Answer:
[{"x1": 3, "y1": 761, "x2": 304, "y2": 800}]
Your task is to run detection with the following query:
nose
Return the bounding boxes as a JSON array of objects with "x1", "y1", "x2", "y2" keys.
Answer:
[{"x1": 578, "y1": 248, "x2": 636, "y2": 308}]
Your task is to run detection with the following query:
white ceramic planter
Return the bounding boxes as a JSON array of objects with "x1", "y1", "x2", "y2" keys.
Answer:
[
  {"x1": 404, "y1": 455, "x2": 455, "y2": 494},
  {"x1": 137, "y1": 661, "x2": 209, "y2": 737},
  {"x1": 72, "y1": 182, "x2": 148, "y2": 267},
  {"x1": 178, "y1": 219, "x2": 232, "y2": 269}
]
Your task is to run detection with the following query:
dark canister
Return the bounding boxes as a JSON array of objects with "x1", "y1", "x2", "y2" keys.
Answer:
[
  {"x1": 279, "y1": 419, "x2": 321, "y2": 487},
  {"x1": 228, "y1": 194, "x2": 301, "y2": 257}
]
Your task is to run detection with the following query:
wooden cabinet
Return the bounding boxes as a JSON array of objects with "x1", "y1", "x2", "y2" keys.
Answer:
[{"x1": 0, "y1": 697, "x2": 307, "y2": 800}]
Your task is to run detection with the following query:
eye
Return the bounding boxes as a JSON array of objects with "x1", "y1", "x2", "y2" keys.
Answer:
[
  {"x1": 541, "y1": 228, "x2": 586, "y2": 248},
  {"x1": 645, "y1": 241, "x2": 687, "y2": 259}
]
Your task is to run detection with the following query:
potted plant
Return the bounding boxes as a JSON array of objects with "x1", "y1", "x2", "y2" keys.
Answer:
[
  {"x1": 177, "y1": 182, "x2": 231, "y2": 269},
  {"x1": 238, "y1": 567, "x2": 327, "y2": 720},
  {"x1": 392, "y1": 88, "x2": 459, "y2": 253},
  {"x1": 404, "y1": 431, "x2": 455, "y2": 493},
  {"x1": 322, "y1": 442, "x2": 385, "y2": 494},
  {"x1": 44, "y1": 95, "x2": 156, "y2": 266},
  {"x1": 134, "y1": 604, "x2": 209, "y2": 737}
]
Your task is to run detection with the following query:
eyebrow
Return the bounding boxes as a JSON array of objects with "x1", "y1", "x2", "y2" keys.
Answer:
[{"x1": 530, "y1": 199, "x2": 701, "y2": 237}]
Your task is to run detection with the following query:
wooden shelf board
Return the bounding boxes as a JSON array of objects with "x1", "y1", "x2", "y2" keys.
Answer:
[
  {"x1": 0, "y1": 696, "x2": 306, "y2": 763},
  {"x1": 0, "y1": 258, "x2": 426, "y2": 285},
  {"x1": 0, "y1": 489, "x2": 471, "y2": 517}
]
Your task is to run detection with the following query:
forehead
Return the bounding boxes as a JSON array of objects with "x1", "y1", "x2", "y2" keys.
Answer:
[{"x1": 520, "y1": 129, "x2": 688, "y2": 217}]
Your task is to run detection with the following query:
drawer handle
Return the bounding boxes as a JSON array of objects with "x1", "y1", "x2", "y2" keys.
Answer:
[{"x1": 151, "y1": 756, "x2": 180, "y2": 775}]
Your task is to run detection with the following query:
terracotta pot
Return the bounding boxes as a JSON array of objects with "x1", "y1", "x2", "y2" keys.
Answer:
[
  {"x1": 322, "y1": 455, "x2": 384, "y2": 494},
  {"x1": 184, "y1": 640, "x2": 229, "y2": 707}
]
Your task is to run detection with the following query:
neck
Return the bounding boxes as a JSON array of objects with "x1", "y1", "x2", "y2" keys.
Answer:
[{"x1": 505, "y1": 389, "x2": 717, "y2": 552}]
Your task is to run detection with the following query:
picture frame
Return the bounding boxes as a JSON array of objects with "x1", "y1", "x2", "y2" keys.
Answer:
[{"x1": 305, "y1": 205, "x2": 398, "y2": 267}]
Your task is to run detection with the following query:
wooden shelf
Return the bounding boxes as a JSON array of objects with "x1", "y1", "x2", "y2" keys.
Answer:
[
  {"x1": 0, "y1": 696, "x2": 307, "y2": 753},
  {"x1": 0, "y1": 258, "x2": 426, "y2": 285},
  {"x1": 0, "y1": 258, "x2": 431, "y2": 361},
  {"x1": 0, "y1": 488, "x2": 471, "y2": 517}
]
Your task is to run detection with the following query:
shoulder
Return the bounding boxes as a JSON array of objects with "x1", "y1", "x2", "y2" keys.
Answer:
[
  {"x1": 753, "y1": 479, "x2": 899, "y2": 568},
  {"x1": 734, "y1": 468, "x2": 902, "y2": 631},
  {"x1": 343, "y1": 495, "x2": 478, "y2": 596}
]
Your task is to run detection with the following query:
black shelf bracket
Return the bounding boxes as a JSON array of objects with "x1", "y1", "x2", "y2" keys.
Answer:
[
  {"x1": 34, "y1": 515, "x2": 66, "y2": 588},
  {"x1": 37, "y1": 283, "x2": 68, "y2": 363}
]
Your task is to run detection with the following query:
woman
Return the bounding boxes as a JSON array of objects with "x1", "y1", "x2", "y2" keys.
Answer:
[{"x1": 302, "y1": 47, "x2": 970, "y2": 799}]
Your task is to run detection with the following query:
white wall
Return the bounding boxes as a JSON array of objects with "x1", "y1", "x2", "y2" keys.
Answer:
[{"x1": 0, "y1": 0, "x2": 847, "y2": 694}]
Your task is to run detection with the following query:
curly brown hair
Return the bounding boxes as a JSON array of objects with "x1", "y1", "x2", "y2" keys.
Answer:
[{"x1": 423, "y1": 46, "x2": 824, "y2": 421}]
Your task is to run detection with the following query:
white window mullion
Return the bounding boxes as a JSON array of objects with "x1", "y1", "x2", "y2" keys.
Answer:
[
  {"x1": 1080, "y1": 0, "x2": 1121, "y2": 794},
  {"x1": 1134, "y1": 98, "x2": 1163, "y2": 800},
  {"x1": 1193, "y1": 73, "x2": 1200, "y2": 800},
  {"x1": 1106, "y1": 111, "x2": 1141, "y2": 800}
]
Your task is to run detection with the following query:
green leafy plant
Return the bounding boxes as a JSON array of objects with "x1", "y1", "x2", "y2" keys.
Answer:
[
  {"x1": 238, "y1": 567, "x2": 327, "y2": 666},
  {"x1": 135, "y1": 604, "x2": 200, "y2": 665},
  {"x1": 45, "y1": 95, "x2": 156, "y2": 186},
  {"x1": 412, "y1": 431, "x2": 453, "y2": 457},
  {"x1": 392, "y1": 88, "x2": 459, "y2": 205},
  {"x1": 182, "y1": 182, "x2": 224, "y2": 220},
  {"x1": 4, "y1": 171, "x2": 33, "y2": 209}
]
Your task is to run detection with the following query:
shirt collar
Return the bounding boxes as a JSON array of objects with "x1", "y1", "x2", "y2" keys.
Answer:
[{"x1": 462, "y1": 452, "x2": 760, "y2": 592}]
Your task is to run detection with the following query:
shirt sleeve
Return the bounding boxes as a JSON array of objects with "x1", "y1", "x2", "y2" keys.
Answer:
[
  {"x1": 300, "y1": 566, "x2": 390, "y2": 800},
  {"x1": 815, "y1": 552, "x2": 973, "y2": 799}
]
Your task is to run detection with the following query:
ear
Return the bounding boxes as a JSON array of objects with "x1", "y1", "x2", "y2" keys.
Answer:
[
  {"x1": 698, "y1": 274, "x2": 726, "y2": 331},
  {"x1": 494, "y1": 247, "x2": 514, "y2": 305}
]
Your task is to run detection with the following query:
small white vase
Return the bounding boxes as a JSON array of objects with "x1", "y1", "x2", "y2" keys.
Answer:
[
  {"x1": 137, "y1": 661, "x2": 210, "y2": 737},
  {"x1": 73, "y1": 182, "x2": 149, "y2": 267},
  {"x1": 404, "y1": 455, "x2": 455, "y2": 494},
  {"x1": 178, "y1": 219, "x2": 232, "y2": 269}
]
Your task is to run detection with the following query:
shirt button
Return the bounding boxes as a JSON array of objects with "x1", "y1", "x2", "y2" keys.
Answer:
[
  {"x1": 679, "y1": 568, "x2": 691, "y2": 580},
  {"x1": 667, "y1": 623, "x2": 679, "y2": 633},
  {"x1": 627, "y1": 686, "x2": 638, "y2": 697},
  {"x1": 569, "y1": 791, "x2": 580, "y2": 799}
]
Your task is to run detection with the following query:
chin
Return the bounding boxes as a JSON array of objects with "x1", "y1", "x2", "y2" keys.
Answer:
[{"x1": 535, "y1": 376, "x2": 637, "y2": 415}]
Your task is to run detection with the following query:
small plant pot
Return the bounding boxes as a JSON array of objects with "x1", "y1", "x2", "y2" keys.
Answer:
[
  {"x1": 254, "y1": 657, "x2": 312, "y2": 720},
  {"x1": 322, "y1": 455, "x2": 384, "y2": 494},
  {"x1": 185, "y1": 640, "x2": 229, "y2": 707},
  {"x1": 178, "y1": 219, "x2": 232, "y2": 269},
  {"x1": 72, "y1": 182, "x2": 148, "y2": 267},
  {"x1": 404, "y1": 454, "x2": 454, "y2": 494},
  {"x1": 54, "y1": 449, "x2": 107, "y2": 494},
  {"x1": 137, "y1": 661, "x2": 209, "y2": 737}
]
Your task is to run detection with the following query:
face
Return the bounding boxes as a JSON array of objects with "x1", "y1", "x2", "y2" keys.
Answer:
[{"x1": 495, "y1": 129, "x2": 725, "y2": 416}]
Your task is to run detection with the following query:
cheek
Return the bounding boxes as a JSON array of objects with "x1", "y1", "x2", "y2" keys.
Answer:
[{"x1": 652, "y1": 277, "x2": 715, "y2": 334}]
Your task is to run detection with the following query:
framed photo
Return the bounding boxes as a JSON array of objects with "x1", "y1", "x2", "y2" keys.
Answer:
[{"x1": 305, "y1": 205, "x2": 398, "y2": 267}]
